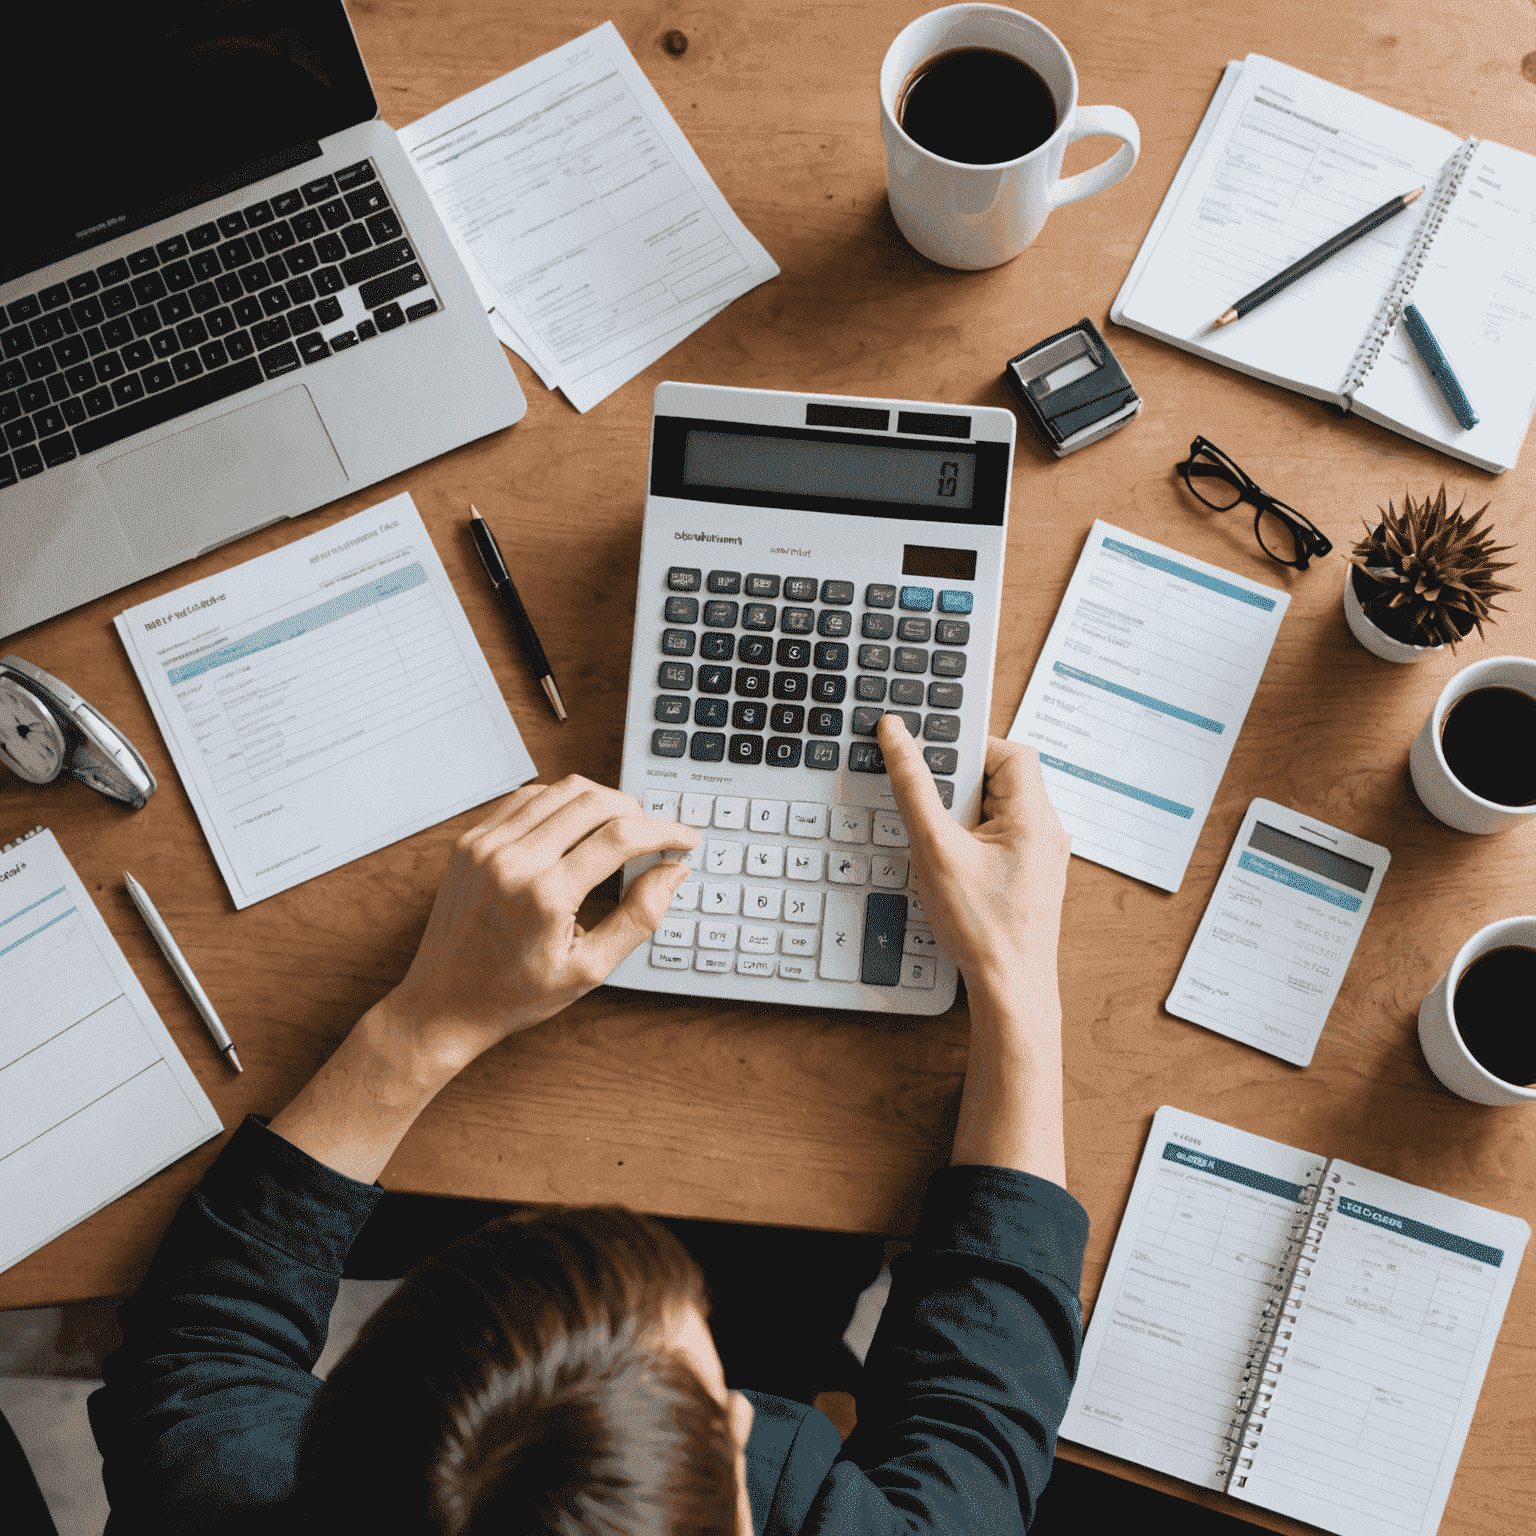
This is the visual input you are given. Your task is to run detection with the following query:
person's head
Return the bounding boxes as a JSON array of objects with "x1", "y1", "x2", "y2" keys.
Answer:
[{"x1": 304, "y1": 1206, "x2": 754, "y2": 1535}]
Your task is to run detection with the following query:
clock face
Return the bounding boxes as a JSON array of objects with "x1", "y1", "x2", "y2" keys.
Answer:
[{"x1": 0, "y1": 677, "x2": 69, "y2": 785}]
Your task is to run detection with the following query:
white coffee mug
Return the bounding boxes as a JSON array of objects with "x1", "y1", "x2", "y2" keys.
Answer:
[
  {"x1": 1418, "y1": 915, "x2": 1536, "y2": 1106},
  {"x1": 880, "y1": 5, "x2": 1139, "y2": 270},
  {"x1": 1408, "y1": 655, "x2": 1536, "y2": 834}
]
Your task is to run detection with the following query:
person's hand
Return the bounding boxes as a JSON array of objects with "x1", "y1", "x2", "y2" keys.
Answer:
[
  {"x1": 376, "y1": 776, "x2": 700, "y2": 1072},
  {"x1": 876, "y1": 713, "x2": 1070, "y2": 1002}
]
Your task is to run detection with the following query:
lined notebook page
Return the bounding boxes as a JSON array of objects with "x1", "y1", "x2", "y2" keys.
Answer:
[
  {"x1": 1235, "y1": 1161, "x2": 1529, "y2": 1536},
  {"x1": 1060, "y1": 1107, "x2": 1321, "y2": 1487},
  {"x1": 0, "y1": 829, "x2": 222, "y2": 1273}
]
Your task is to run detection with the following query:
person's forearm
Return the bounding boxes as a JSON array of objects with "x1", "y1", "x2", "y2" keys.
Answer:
[{"x1": 950, "y1": 968, "x2": 1066, "y2": 1186}]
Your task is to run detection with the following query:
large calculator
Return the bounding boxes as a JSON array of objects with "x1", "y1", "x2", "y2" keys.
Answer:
[{"x1": 610, "y1": 382, "x2": 1014, "y2": 1015}]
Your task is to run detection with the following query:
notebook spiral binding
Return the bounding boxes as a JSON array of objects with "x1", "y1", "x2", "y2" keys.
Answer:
[
  {"x1": 1215, "y1": 1163, "x2": 1339, "y2": 1491},
  {"x1": 1, "y1": 825, "x2": 47, "y2": 855},
  {"x1": 1339, "y1": 140, "x2": 1480, "y2": 404}
]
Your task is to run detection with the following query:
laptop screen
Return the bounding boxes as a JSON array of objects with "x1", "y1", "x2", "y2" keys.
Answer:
[{"x1": 8, "y1": 1, "x2": 376, "y2": 284}]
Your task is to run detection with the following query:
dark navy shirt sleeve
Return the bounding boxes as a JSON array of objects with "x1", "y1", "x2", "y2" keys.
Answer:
[
  {"x1": 87, "y1": 1116, "x2": 383, "y2": 1536},
  {"x1": 743, "y1": 1164, "x2": 1089, "y2": 1535}
]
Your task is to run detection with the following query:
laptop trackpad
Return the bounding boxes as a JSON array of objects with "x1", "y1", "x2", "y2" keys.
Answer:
[{"x1": 102, "y1": 386, "x2": 348, "y2": 567}]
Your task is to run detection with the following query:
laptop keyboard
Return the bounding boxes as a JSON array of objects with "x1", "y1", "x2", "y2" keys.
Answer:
[{"x1": 0, "y1": 159, "x2": 438, "y2": 489}]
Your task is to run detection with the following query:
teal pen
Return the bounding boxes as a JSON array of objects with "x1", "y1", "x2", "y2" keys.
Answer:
[{"x1": 1401, "y1": 303, "x2": 1478, "y2": 430}]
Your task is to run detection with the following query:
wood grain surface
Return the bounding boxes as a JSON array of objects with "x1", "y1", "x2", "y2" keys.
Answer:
[{"x1": 3, "y1": 4, "x2": 1533, "y2": 1532}]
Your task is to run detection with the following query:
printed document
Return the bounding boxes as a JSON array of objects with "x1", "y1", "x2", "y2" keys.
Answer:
[
  {"x1": 1007, "y1": 521, "x2": 1288, "y2": 892},
  {"x1": 116, "y1": 493, "x2": 536, "y2": 909},
  {"x1": 399, "y1": 22, "x2": 778, "y2": 412},
  {"x1": 0, "y1": 828, "x2": 222, "y2": 1274}
]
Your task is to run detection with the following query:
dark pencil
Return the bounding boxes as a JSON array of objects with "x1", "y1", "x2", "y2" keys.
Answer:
[
  {"x1": 1212, "y1": 186, "x2": 1424, "y2": 327},
  {"x1": 469, "y1": 506, "x2": 567, "y2": 722}
]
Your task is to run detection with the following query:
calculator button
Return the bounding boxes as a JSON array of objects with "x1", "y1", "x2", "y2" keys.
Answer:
[
  {"x1": 779, "y1": 957, "x2": 815, "y2": 980},
  {"x1": 813, "y1": 642, "x2": 848, "y2": 670},
  {"x1": 740, "y1": 924, "x2": 778, "y2": 953},
  {"x1": 651, "y1": 728, "x2": 687, "y2": 756},
  {"x1": 783, "y1": 576, "x2": 818, "y2": 601},
  {"x1": 698, "y1": 919, "x2": 738, "y2": 947},
  {"x1": 781, "y1": 607, "x2": 816, "y2": 634},
  {"x1": 735, "y1": 668, "x2": 770, "y2": 697},
  {"x1": 706, "y1": 840, "x2": 745, "y2": 874},
  {"x1": 658, "y1": 661, "x2": 693, "y2": 690},
  {"x1": 923, "y1": 746, "x2": 958, "y2": 775},
  {"x1": 931, "y1": 651, "x2": 966, "y2": 677},
  {"x1": 820, "y1": 893, "x2": 862, "y2": 981},
  {"x1": 713, "y1": 797, "x2": 748, "y2": 829},
  {"x1": 737, "y1": 635, "x2": 773, "y2": 664},
  {"x1": 861, "y1": 612, "x2": 895, "y2": 639},
  {"x1": 888, "y1": 678, "x2": 925, "y2": 706},
  {"x1": 820, "y1": 579, "x2": 854, "y2": 604},
  {"x1": 810, "y1": 674, "x2": 846, "y2": 704},
  {"x1": 897, "y1": 617, "x2": 931, "y2": 642},
  {"x1": 899, "y1": 585, "x2": 934, "y2": 611},
  {"x1": 865, "y1": 583, "x2": 896, "y2": 608},
  {"x1": 743, "y1": 603, "x2": 777, "y2": 630},
  {"x1": 746, "y1": 573, "x2": 781, "y2": 597},
  {"x1": 872, "y1": 812, "x2": 908, "y2": 847},
  {"x1": 848, "y1": 743, "x2": 885, "y2": 774},
  {"x1": 785, "y1": 885, "x2": 822, "y2": 919},
  {"x1": 743, "y1": 881, "x2": 782, "y2": 914},
  {"x1": 782, "y1": 928, "x2": 819, "y2": 956},
  {"x1": 860, "y1": 893, "x2": 906, "y2": 985},
  {"x1": 728, "y1": 735, "x2": 763, "y2": 765},
  {"x1": 776, "y1": 638, "x2": 811, "y2": 667},
  {"x1": 750, "y1": 799, "x2": 788, "y2": 834},
  {"x1": 651, "y1": 946, "x2": 691, "y2": 970},
  {"x1": 694, "y1": 698, "x2": 728, "y2": 727},
  {"x1": 938, "y1": 589, "x2": 974, "y2": 613},
  {"x1": 658, "y1": 917, "x2": 696, "y2": 946},
  {"x1": 644, "y1": 790, "x2": 681, "y2": 820},
  {"x1": 805, "y1": 740, "x2": 839, "y2": 770},
  {"x1": 808, "y1": 708, "x2": 842, "y2": 736},
  {"x1": 690, "y1": 665, "x2": 723, "y2": 693},
  {"x1": 831, "y1": 806, "x2": 871, "y2": 842},
  {"x1": 701, "y1": 885, "x2": 741, "y2": 915},
  {"x1": 670, "y1": 882, "x2": 701, "y2": 911},
  {"x1": 786, "y1": 847, "x2": 824, "y2": 883},
  {"x1": 927, "y1": 681, "x2": 963, "y2": 709},
  {"x1": 772, "y1": 671, "x2": 808, "y2": 700},
  {"x1": 924, "y1": 713, "x2": 961, "y2": 742},
  {"x1": 690, "y1": 731, "x2": 725, "y2": 761},
  {"x1": 680, "y1": 793, "x2": 714, "y2": 825},
  {"x1": 900, "y1": 957, "x2": 936, "y2": 989},
  {"x1": 665, "y1": 595, "x2": 699, "y2": 623},
  {"x1": 737, "y1": 954, "x2": 776, "y2": 977},
  {"x1": 935, "y1": 619, "x2": 971, "y2": 645},
  {"x1": 765, "y1": 736, "x2": 803, "y2": 767},
  {"x1": 731, "y1": 700, "x2": 767, "y2": 730},
  {"x1": 662, "y1": 629, "x2": 696, "y2": 656},
  {"x1": 816, "y1": 610, "x2": 852, "y2": 638},
  {"x1": 855, "y1": 676, "x2": 887, "y2": 702},
  {"x1": 667, "y1": 567, "x2": 702, "y2": 591},
  {"x1": 858, "y1": 645, "x2": 891, "y2": 671},
  {"x1": 933, "y1": 780, "x2": 956, "y2": 809},
  {"x1": 904, "y1": 926, "x2": 938, "y2": 955},
  {"x1": 906, "y1": 893, "x2": 926, "y2": 922},
  {"x1": 851, "y1": 706, "x2": 883, "y2": 736},
  {"x1": 696, "y1": 951, "x2": 733, "y2": 973},
  {"x1": 894, "y1": 647, "x2": 928, "y2": 674},
  {"x1": 707, "y1": 570, "x2": 742, "y2": 593},
  {"x1": 655, "y1": 697, "x2": 688, "y2": 724},
  {"x1": 770, "y1": 704, "x2": 804, "y2": 732},
  {"x1": 872, "y1": 855, "x2": 909, "y2": 889},
  {"x1": 788, "y1": 801, "x2": 828, "y2": 838},
  {"x1": 703, "y1": 600, "x2": 738, "y2": 628},
  {"x1": 700, "y1": 633, "x2": 735, "y2": 660}
]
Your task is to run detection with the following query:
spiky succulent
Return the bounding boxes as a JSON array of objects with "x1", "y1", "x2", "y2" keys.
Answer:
[{"x1": 1348, "y1": 486, "x2": 1517, "y2": 648}]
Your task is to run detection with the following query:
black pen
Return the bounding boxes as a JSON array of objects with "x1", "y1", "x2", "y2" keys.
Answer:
[
  {"x1": 469, "y1": 506, "x2": 567, "y2": 722},
  {"x1": 1213, "y1": 186, "x2": 1424, "y2": 327}
]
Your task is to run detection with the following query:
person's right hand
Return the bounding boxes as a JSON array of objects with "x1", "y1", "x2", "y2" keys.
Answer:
[{"x1": 876, "y1": 713, "x2": 1071, "y2": 1001}]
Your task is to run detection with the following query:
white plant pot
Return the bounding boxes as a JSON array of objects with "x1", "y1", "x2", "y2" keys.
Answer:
[{"x1": 1342, "y1": 566, "x2": 1445, "y2": 663}]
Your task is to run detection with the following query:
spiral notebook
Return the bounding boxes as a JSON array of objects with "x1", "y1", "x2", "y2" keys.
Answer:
[
  {"x1": 1062, "y1": 1107, "x2": 1528, "y2": 1536},
  {"x1": 1112, "y1": 55, "x2": 1536, "y2": 473}
]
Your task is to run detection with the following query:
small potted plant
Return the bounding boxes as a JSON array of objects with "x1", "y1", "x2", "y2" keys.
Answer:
[{"x1": 1342, "y1": 487, "x2": 1517, "y2": 663}]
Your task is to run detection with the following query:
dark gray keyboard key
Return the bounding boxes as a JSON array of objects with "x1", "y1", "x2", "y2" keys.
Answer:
[
  {"x1": 319, "y1": 199, "x2": 350, "y2": 231},
  {"x1": 935, "y1": 619, "x2": 971, "y2": 645},
  {"x1": 272, "y1": 190, "x2": 304, "y2": 217},
  {"x1": 39, "y1": 283, "x2": 69, "y2": 309},
  {"x1": 731, "y1": 701, "x2": 767, "y2": 730},
  {"x1": 862, "y1": 613, "x2": 894, "y2": 639},
  {"x1": 810, "y1": 674, "x2": 846, "y2": 704},
  {"x1": 858, "y1": 644, "x2": 891, "y2": 671},
  {"x1": 897, "y1": 617, "x2": 931, "y2": 642},
  {"x1": 865, "y1": 583, "x2": 896, "y2": 608},
  {"x1": 690, "y1": 732, "x2": 725, "y2": 762},
  {"x1": 931, "y1": 651, "x2": 967, "y2": 677},
  {"x1": 665, "y1": 595, "x2": 699, "y2": 623},
  {"x1": 776, "y1": 638, "x2": 811, "y2": 667},
  {"x1": 340, "y1": 237, "x2": 413, "y2": 287},
  {"x1": 296, "y1": 334, "x2": 330, "y2": 365},
  {"x1": 702, "y1": 600, "x2": 737, "y2": 628},
  {"x1": 373, "y1": 302, "x2": 406, "y2": 332},
  {"x1": 934, "y1": 780, "x2": 955, "y2": 810},
  {"x1": 127, "y1": 247, "x2": 159, "y2": 272},
  {"x1": 923, "y1": 713, "x2": 961, "y2": 742},
  {"x1": 335, "y1": 159, "x2": 377, "y2": 190},
  {"x1": 345, "y1": 183, "x2": 390, "y2": 219},
  {"x1": 661, "y1": 628, "x2": 696, "y2": 656},
  {"x1": 848, "y1": 742, "x2": 884, "y2": 774},
  {"x1": 854, "y1": 707, "x2": 889, "y2": 737},
  {"x1": 67, "y1": 272, "x2": 101, "y2": 297},
  {"x1": 39, "y1": 430, "x2": 76, "y2": 467},
  {"x1": 783, "y1": 576, "x2": 817, "y2": 601},
  {"x1": 924, "y1": 746, "x2": 959, "y2": 775},
  {"x1": 805, "y1": 740, "x2": 839, "y2": 770},
  {"x1": 746, "y1": 573, "x2": 780, "y2": 597},
  {"x1": 657, "y1": 661, "x2": 693, "y2": 690},
  {"x1": 7, "y1": 296, "x2": 41, "y2": 323},
  {"x1": 894, "y1": 647, "x2": 928, "y2": 674},
  {"x1": 860, "y1": 893, "x2": 906, "y2": 986},
  {"x1": 189, "y1": 222, "x2": 220, "y2": 248},
  {"x1": 889, "y1": 678, "x2": 924, "y2": 705},
  {"x1": 652, "y1": 728, "x2": 687, "y2": 757},
  {"x1": 697, "y1": 699, "x2": 730, "y2": 727},
  {"x1": 772, "y1": 672, "x2": 808, "y2": 701},
  {"x1": 780, "y1": 607, "x2": 815, "y2": 634},
  {"x1": 742, "y1": 603, "x2": 776, "y2": 630},
  {"x1": 244, "y1": 200, "x2": 274, "y2": 227},
  {"x1": 359, "y1": 263, "x2": 427, "y2": 310},
  {"x1": 737, "y1": 635, "x2": 772, "y2": 664},
  {"x1": 14, "y1": 443, "x2": 43, "y2": 477},
  {"x1": 366, "y1": 209, "x2": 403, "y2": 243},
  {"x1": 808, "y1": 708, "x2": 842, "y2": 736},
  {"x1": 700, "y1": 632, "x2": 734, "y2": 660},
  {"x1": 813, "y1": 642, "x2": 848, "y2": 670},
  {"x1": 927, "y1": 681, "x2": 963, "y2": 709},
  {"x1": 771, "y1": 704, "x2": 804, "y2": 732},
  {"x1": 766, "y1": 737, "x2": 802, "y2": 767},
  {"x1": 667, "y1": 566, "x2": 702, "y2": 591},
  {"x1": 706, "y1": 570, "x2": 741, "y2": 593},
  {"x1": 303, "y1": 174, "x2": 339, "y2": 204},
  {"x1": 817, "y1": 610, "x2": 852, "y2": 638},
  {"x1": 728, "y1": 734, "x2": 763, "y2": 765},
  {"x1": 820, "y1": 580, "x2": 854, "y2": 604},
  {"x1": 698, "y1": 664, "x2": 731, "y2": 693},
  {"x1": 735, "y1": 668, "x2": 770, "y2": 698},
  {"x1": 854, "y1": 676, "x2": 886, "y2": 702},
  {"x1": 406, "y1": 299, "x2": 438, "y2": 324}
]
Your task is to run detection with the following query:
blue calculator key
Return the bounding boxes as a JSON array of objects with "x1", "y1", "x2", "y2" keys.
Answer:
[
  {"x1": 938, "y1": 589, "x2": 974, "y2": 613},
  {"x1": 651, "y1": 728, "x2": 687, "y2": 756},
  {"x1": 860, "y1": 893, "x2": 906, "y2": 986},
  {"x1": 899, "y1": 585, "x2": 934, "y2": 611}
]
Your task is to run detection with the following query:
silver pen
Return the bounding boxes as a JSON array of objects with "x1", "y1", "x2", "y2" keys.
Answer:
[{"x1": 124, "y1": 872, "x2": 242, "y2": 1072}]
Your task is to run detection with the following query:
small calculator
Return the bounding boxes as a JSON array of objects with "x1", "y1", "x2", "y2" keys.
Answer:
[{"x1": 609, "y1": 382, "x2": 1014, "y2": 1015}]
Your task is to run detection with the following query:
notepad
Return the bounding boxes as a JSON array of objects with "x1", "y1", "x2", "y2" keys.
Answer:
[
  {"x1": 1112, "y1": 55, "x2": 1536, "y2": 473},
  {"x1": 0, "y1": 827, "x2": 223, "y2": 1275},
  {"x1": 1063, "y1": 1107, "x2": 1529, "y2": 1536},
  {"x1": 1006, "y1": 521, "x2": 1288, "y2": 893}
]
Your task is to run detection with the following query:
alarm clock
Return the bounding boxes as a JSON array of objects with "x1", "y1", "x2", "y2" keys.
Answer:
[{"x1": 0, "y1": 655, "x2": 156, "y2": 809}]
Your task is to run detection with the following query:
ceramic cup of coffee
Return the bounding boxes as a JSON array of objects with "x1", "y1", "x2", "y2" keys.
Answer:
[
  {"x1": 1409, "y1": 655, "x2": 1536, "y2": 834},
  {"x1": 879, "y1": 4, "x2": 1139, "y2": 270},
  {"x1": 1418, "y1": 915, "x2": 1536, "y2": 1106}
]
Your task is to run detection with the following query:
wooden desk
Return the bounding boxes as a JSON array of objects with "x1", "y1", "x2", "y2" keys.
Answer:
[{"x1": 3, "y1": 3, "x2": 1532, "y2": 1531}]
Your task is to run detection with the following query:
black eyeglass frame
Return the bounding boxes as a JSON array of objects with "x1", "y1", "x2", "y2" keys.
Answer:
[{"x1": 1174, "y1": 437, "x2": 1333, "y2": 570}]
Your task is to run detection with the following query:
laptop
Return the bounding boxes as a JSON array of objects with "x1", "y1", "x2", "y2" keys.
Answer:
[{"x1": 1, "y1": 2, "x2": 525, "y2": 640}]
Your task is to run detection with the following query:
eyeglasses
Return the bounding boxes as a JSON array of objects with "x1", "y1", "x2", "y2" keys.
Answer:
[{"x1": 1174, "y1": 437, "x2": 1333, "y2": 570}]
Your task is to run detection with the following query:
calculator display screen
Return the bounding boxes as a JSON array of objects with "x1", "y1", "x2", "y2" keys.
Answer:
[{"x1": 683, "y1": 430, "x2": 977, "y2": 510}]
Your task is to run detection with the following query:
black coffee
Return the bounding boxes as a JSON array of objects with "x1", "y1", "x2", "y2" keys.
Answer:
[
  {"x1": 1452, "y1": 945, "x2": 1536, "y2": 1086},
  {"x1": 898, "y1": 47, "x2": 1057, "y2": 165},
  {"x1": 1440, "y1": 686, "x2": 1536, "y2": 806}
]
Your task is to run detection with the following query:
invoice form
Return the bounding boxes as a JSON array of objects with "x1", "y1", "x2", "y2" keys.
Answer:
[
  {"x1": 399, "y1": 22, "x2": 778, "y2": 412},
  {"x1": 1007, "y1": 521, "x2": 1288, "y2": 892},
  {"x1": 116, "y1": 493, "x2": 536, "y2": 909}
]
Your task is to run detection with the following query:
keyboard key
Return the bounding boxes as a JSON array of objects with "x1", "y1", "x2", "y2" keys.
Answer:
[
  {"x1": 888, "y1": 678, "x2": 924, "y2": 706},
  {"x1": 319, "y1": 199, "x2": 350, "y2": 231},
  {"x1": 829, "y1": 851, "x2": 868, "y2": 885},
  {"x1": 900, "y1": 957, "x2": 937, "y2": 989},
  {"x1": 737, "y1": 635, "x2": 772, "y2": 664},
  {"x1": 904, "y1": 926, "x2": 939, "y2": 955},
  {"x1": 705, "y1": 840, "x2": 745, "y2": 875},
  {"x1": 900, "y1": 585, "x2": 934, "y2": 611},
  {"x1": 931, "y1": 650, "x2": 967, "y2": 677},
  {"x1": 924, "y1": 746, "x2": 959, "y2": 775},
  {"x1": 67, "y1": 272, "x2": 101, "y2": 298},
  {"x1": 679, "y1": 793, "x2": 714, "y2": 826},
  {"x1": 356, "y1": 319, "x2": 378, "y2": 341},
  {"x1": 872, "y1": 854, "x2": 909, "y2": 889},
  {"x1": 643, "y1": 790, "x2": 681, "y2": 820},
  {"x1": 171, "y1": 352, "x2": 204, "y2": 382},
  {"x1": 893, "y1": 647, "x2": 928, "y2": 674},
  {"x1": 366, "y1": 208, "x2": 404, "y2": 244},
  {"x1": 780, "y1": 607, "x2": 815, "y2": 634},
  {"x1": 810, "y1": 675, "x2": 846, "y2": 704},
  {"x1": 272, "y1": 189, "x2": 305, "y2": 217},
  {"x1": 778, "y1": 957, "x2": 814, "y2": 981},
  {"x1": 742, "y1": 603, "x2": 776, "y2": 630},
  {"x1": 872, "y1": 812, "x2": 908, "y2": 847},
  {"x1": 786, "y1": 847, "x2": 824, "y2": 883},
  {"x1": 939, "y1": 589, "x2": 974, "y2": 613},
  {"x1": 7, "y1": 296, "x2": 41, "y2": 324},
  {"x1": 374, "y1": 301, "x2": 407, "y2": 332},
  {"x1": 657, "y1": 661, "x2": 693, "y2": 690},
  {"x1": 0, "y1": 454, "x2": 14, "y2": 487},
  {"x1": 315, "y1": 264, "x2": 346, "y2": 294},
  {"x1": 729, "y1": 700, "x2": 764, "y2": 730},
  {"x1": 848, "y1": 743, "x2": 885, "y2": 774},
  {"x1": 764, "y1": 737, "x2": 802, "y2": 768},
  {"x1": 690, "y1": 731, "x2": 725, "y2": 761},
  {"x1": 39, "y1": 283, "x2": 69, "y2": 310},
  {"x1": 406, "y1": 299, "x2": 439, "y2": 323},
  {"x1": 813, "y1": 642, "x2": 848, "y2": 670},
  {"x1": 127, "y1": 246, "x2": 160, "y2": 273},
  {"x1": 303, "y1": 174, "x2": 340, "y2": 204},
  {"x1": 728, "y1": 735, "x2": 763, "y2": 765},
  {"x1": 933, "y1": 780, "x2": 956, "y2": 809},
  {"x1": 781, "y1": 928, "x2": 818, "y2": 956},
  {"x1": 821, "y1": 580, "x2": 854, "y2": 604},
  {"x1": 808, "y1": 708, "x2": 842, "y2": 736},
  {"x1": 706, "y1": 570, "x2": 742, "y2": 593},
  {"x1": 703, "y1": 600, "x2": 737, "y2": 627},
  {"x1": 819, "y1": 893, "x2": 862, "y2": 981},
  {"x1": 226, "y1": 330, "x2": 255, "y2": 359},
  {"x1": 650, "y1": 946, "x2": 691, "y2": 971},
  {"x1": 783, "y1": 802, "x2": 824, "y2": 838},
  {"x1": 860, "y1": 893, "x2": 907, "y2": 985},
  {"x1": 770, "y1": 704, "x2": 803, "y2": 732},
  {"x1": 5, "y1": 417, "x2": 36, "y2": 448},
  {"x1": 70, "y1": 295, "x2": 104, "y2": 327},
  {"x1": 745, "y1": 846, "x2": 785, "y2": 882},
  {"x1": 697, "y1": 663, "x2": 730, "y2": 693},
  {"x1": 805, "y1": 740, "x2": 839, "y2": 770},
  {"x1": 315, "y1": 295, "x2": 343, "y2": 326},
  {"x1": 38, "y1": 430, "x2": 76, "y2": 468},
  {"x1": 775, "y1": 638, "x2": 810, "y2": 667},
  {"x1": 923, "y1": 713, "x2": 961, "y2": 743},
  {"x1": 692, "y1": 697, "x2": 726, "y2": 727},
  {"x1": 831, "y1": 806, "x2": 871, "y2": 843},
  {"x1": 739, "y1": 925, "x2": 777, "y2": 954},
  {"x1": 650, "y1": 728, "x2": 686, "y2": 757},
  {"x1": 735, "y1": 668, "x2": 769, "y2": 698},
  {"x1": 655, "y1": 697, "x2": 688, "y2": 725},
  {"x1": 670, "y1": 882, "x2": 701, "y2": 911},
  {"x1": 858, "y1": 644, "x2": 891, "y2": 671},
  {"x1": 749, "y1": 799, "x2": 788, "y2": 835},
  {"x1": 784, "y1": 886, "x2": 822, "y2": 920},
  {"x1": 664, "y1": 595, "x2": 699, "y2": 623},
  {"x1": 742, "y1": 885, "x2": 782, "y2": 919},
  {"x1": 817, "y1": 610, "x2": 852, "y2": 638},
  {"x1": 661, "y1": 628, "x2": 696, "y2": 656},
  {"x1": 245, "y1": 200, "x2": 274, "y2": 227},
  {"x1": 13, "y1": 443, "x2": 44, "y2": 477},
  {"x1": 745, "y1": 573, "x2": 780, "y2": 597},
  {"x1": 667, "y1": 566, "x2": 703, "y2": 592},
  {"x1": 344, "y1": 183, "x2": 391, "y2": 219},
  {"x1": 927, "y1": 681, "x2": 963, "y2": 708},
  {"x1": 143, "y1": 361, "x2": 175, "y2": 391},
  {"x1": 253, "y1": 315, "x2": 290, "y2": 349},
  {"x1": 189, "y1": 222, "x2": 220, "y2": 248},
  {"x1": 772, "y1": 672, "x2": 807, "y2": 701},
  {"x1": 696, "y1": 951, "x2": 732, "y2": 974},
  {"x1": 342, "y1": 223, "x2": 374, "y2": 256},
  {"x1": 658, "y1": 917, "x2": 696, "y2": 947},
  {"x1": 359, "y1": 263, "x2": 427, "y2": 310},
  {"x1": 897, "y1": 617, "x2": 931, "y2": 642},
  {"x1": 700, "y1": 890, "x2": 740, "y2": 924},
  {"x1": 736, "y1": 954, "x2": 775, "y2": 977},
  {"x1": 783, "y1": 576, "x2": 817, "y2": 601},
  {"x1": 862, "y1": 612, "x2": 894, "y2": 639}
]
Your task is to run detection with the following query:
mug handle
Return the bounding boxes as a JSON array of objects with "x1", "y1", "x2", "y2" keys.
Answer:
[{"x1": 1048, "y1": 106, "x2": 1140, "y2": 210}]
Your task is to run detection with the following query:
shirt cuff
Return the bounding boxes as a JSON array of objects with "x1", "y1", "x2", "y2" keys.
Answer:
[
  {"x1": 915, "y1": 1164, "x2": 1090, "y2": 1294},
  {"x1": 191, "y1": 1114, "x2": 386, "y2": 1273}
]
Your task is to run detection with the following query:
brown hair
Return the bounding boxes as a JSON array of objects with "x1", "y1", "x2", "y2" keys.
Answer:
[{"x1": 303, "y1": 1206, "x2": 737, "y2": 1536}]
